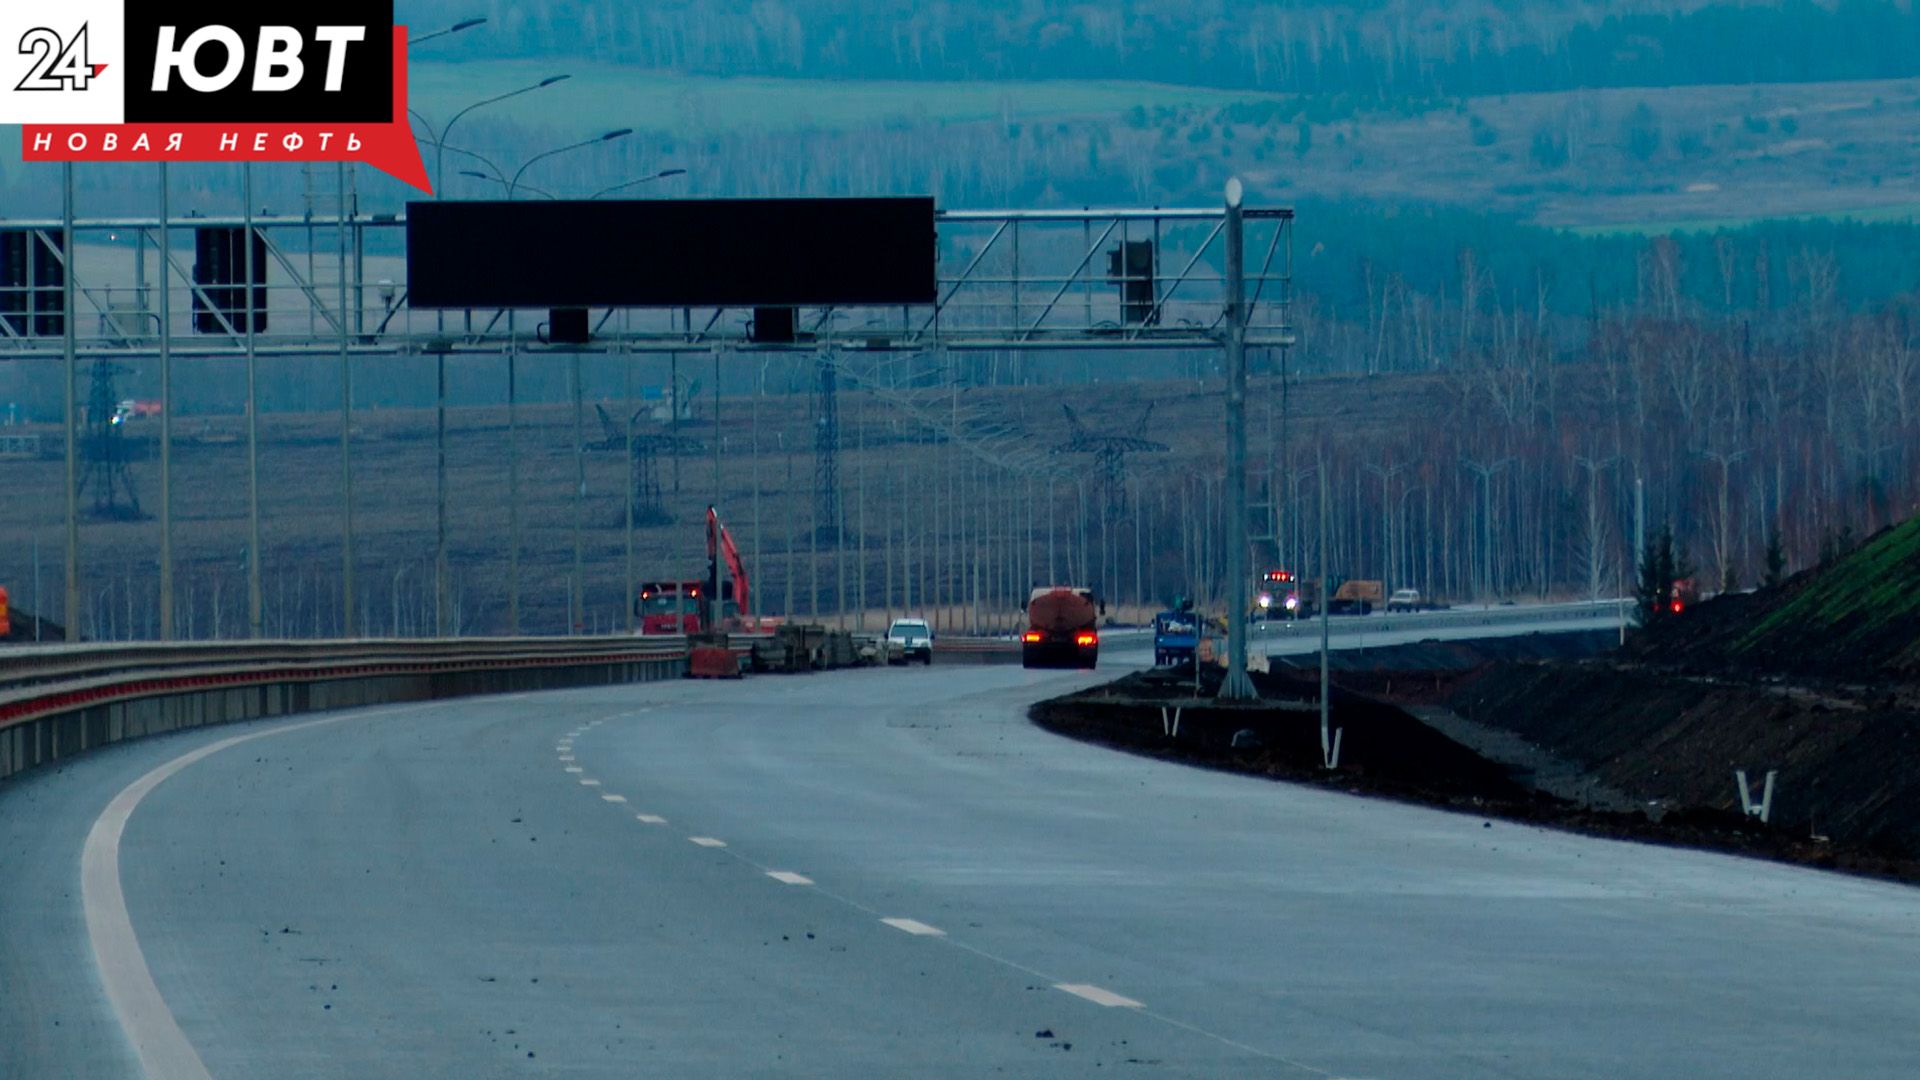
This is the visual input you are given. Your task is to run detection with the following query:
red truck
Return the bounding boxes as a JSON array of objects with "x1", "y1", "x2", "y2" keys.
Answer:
[
  {"x1": 637, "y1": 508, "x2": 754, "y2": 635},
  {"x1": 636, "y1": 580, "x2": 721, "y2": 635},
  {"x1": 1021, "y1": 586, "x2": 1100, "y2": 669}
]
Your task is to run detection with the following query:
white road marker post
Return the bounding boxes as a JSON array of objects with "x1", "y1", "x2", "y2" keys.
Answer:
[{"x1": 1735, "y1": 769, "x2": 1778, "y2": 824}]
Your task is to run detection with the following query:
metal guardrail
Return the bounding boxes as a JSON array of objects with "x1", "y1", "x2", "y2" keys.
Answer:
[
  {"x1": 1251, "y1": 600, "x2": 1628, "y2": 642},
  {"x1": 1, "y1": 634, "x2": 680, "y2": 688},
  {"x1": 0, "y1": 636, "x2": 695, "y2": 783}
]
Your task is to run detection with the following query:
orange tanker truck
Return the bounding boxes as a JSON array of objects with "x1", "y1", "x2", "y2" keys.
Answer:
[{"x1": 1021, "y1": 586, "x2": 1101, "y2": 670}]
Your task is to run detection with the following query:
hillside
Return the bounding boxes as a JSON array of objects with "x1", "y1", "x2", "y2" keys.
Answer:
[
  {"x1": 1629, "y1": 515, "x2": 1920, "y2": 683},
  {"x1": 1435, "y1": 513, "x2": 1920, "y2": 871}
]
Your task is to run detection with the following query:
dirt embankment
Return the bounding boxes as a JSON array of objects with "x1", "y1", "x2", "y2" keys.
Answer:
[
  {"x1": 1033, "y1": 665, "x2": 1533, "y2": 810},
  {"x1": 1448, "y1": 659, "x2": 1920, "y2": 876},
  {"x1": 1440, "y1": 516, "x2": 1920, "y2": 873},
  {"x1": 1034, "y1": 627, "x2": 1920, "y2": 883},
  {"x1": 1036, "y1": 517, "x2": 1920, "y2": 882}
]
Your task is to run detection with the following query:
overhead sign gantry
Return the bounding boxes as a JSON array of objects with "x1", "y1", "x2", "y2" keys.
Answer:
[{"x1": 6, "y1": 187, "x2": 1289, "y2": 697}]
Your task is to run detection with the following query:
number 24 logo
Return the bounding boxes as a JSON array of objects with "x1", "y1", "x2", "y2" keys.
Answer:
[{"x1": 17, "y1": 25, "x2": 101, "y2": 92}]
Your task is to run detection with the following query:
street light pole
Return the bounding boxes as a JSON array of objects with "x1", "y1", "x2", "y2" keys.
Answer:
[
  {"x1": 410, "y1": 74, "x2": 569, "y2": 637},
  {"x1": 62, "y1": 162, "x2": 78, "y2": 639},
  {"x1": 434, "y1": 335, "x2": 449, "y2": 635},
  {"x1": 338, "y1": 163, "x2": 356, "y2": 637},
  {"x1": 453, "y1": 133, "x2": 633, "y2": 636},
  {"x1": 507, "y1": 308, "x2": 520, "y2": 633},
  {"x1": 1220, "y1": 178, "x2": 1257, "y2": 700},
  {"x1": 624, "y1": 317, "x2": 635, "y2": 634},
  {"x1": 244, "y1": 163, "x2": 263, "y2": 639},
  {"x1": 158, "y1": 163, "x2": 174, "y2": 640},
  {"x1": 571, "y1": 352, "x2": 586, "y2": 633}
]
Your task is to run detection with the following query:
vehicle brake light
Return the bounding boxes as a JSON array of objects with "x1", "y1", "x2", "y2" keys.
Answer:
[
  {"x1": 1022, "y1": 631, "x2": 1043, "y2": 643},
  {"x1": 1075, "y1": 632, "x2": 1097, "y2": 647},
  {"x1": 1671, "y1": 600, "x2": 1684, "y2": 614}
]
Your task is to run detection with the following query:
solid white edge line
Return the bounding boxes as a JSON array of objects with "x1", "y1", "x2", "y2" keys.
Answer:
[
  {"x1": 83, "y1": 709, "x2": 418, "y2": 1080},
  {"x1": 84, "y1": 746, "x2": 227, "y2": 1080}
]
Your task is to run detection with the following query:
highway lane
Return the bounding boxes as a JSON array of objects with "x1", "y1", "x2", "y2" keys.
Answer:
[{"x1": 3, "y1": 650, "x2": 1919, "y2": 1078}]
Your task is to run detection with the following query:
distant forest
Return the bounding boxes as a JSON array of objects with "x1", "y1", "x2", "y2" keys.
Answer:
[{"x1": 402, "y1": 0, "x2": 1920, "y2": 94}]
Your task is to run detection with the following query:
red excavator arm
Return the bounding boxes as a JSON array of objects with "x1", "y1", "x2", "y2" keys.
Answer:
[{"x1": 706, "y1": 506, "x2": 751, "y2": 617}]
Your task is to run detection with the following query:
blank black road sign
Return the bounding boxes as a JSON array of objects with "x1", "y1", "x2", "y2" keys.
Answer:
[{"x1": 406, "y1": 197, "x2": 937, "y2": 310}]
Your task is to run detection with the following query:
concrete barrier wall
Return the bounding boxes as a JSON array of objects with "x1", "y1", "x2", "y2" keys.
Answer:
[{"x1": 0, "y1": 655, "x2": 683, "y2": 785}]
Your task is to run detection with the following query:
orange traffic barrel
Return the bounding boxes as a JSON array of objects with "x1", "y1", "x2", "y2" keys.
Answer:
[{"x1": 0, "y1": 585, "x2": 10, "y2": 639}]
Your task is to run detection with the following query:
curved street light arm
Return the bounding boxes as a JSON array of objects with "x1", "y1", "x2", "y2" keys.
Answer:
[
  {"x1": 437, "y1": 144, "x2": 508, "y2": 185},
  {"x1": 508, "y1": 129, "x2": 631, "y2": 198},
  {"x1": 430, "y1": 75, "x2": 571, "y2": 198},
  {"x1": 590, "y1": 169, "x2": 688, "y2": 199},
  {"x1": 410, "y1": 17, "x2": 488, "y2": 47}
]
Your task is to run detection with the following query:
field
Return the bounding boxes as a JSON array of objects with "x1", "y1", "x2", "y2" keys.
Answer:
[
  {"x1": 0, "y1": 365, "x2": 1468, "y2": 643},
  {"x1": 409, "y1": 60, "x2": 1920, "y2": 229},
  {"x1": 410, "y1": 62, "x2": 1294, "y2": 134}
]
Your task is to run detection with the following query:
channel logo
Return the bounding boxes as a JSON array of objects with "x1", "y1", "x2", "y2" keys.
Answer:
[{"x1": 3, "y1": 1, "x2": 429, "y2": 190}]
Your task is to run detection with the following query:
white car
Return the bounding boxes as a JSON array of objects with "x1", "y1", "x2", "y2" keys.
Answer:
[
  {"x1": 886, "y1": 618, "x2": 934, "y2": 664},
  {"x1": 1386, "y1": 588, "x2": 1422, "y2": 612}
]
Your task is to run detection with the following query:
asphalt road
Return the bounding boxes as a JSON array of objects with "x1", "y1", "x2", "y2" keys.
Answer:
[{"x1": 4, "y1": 638, "x2": 1919, "y2": 1078}]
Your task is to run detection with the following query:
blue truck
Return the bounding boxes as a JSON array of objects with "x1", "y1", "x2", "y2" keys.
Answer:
[{"x1": 1153, "y1": 607, "x2": 1202, "y2": 667}]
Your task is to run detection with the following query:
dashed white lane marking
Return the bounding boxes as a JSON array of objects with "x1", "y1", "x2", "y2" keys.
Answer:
[
  {"x1": 881, "y1": 918, "x2": 946, "y2": 937},
  {"x1": 558, "y1": 755, "x2": 575, "y2": 762},
  {"x1": 766, "y1": 871, "x2": 814, "y2": 886},
  {"x1": 564, "y1": 766, "x2": 583, "y2": 773},
  {"x1": 580, "y1": 779, "x2": 602, "y2": 787},
  {"x1": 689, "y1": 836, "x2": 727, "y2": 848},
  {"x1": 636, "y1": 814, "x2": 667, "y2": 824},
  {"x1": 601, "y1": 794, "x2": 628, "y2": 804},
  {"x1": 1055, "y1": 983, "x2": 1145, "y2": 1008}
]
